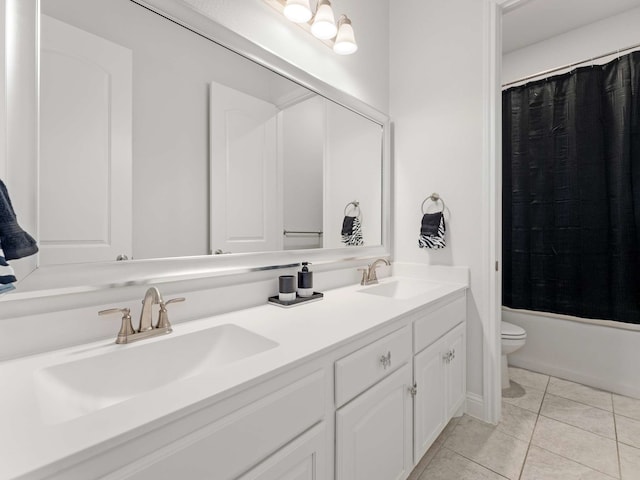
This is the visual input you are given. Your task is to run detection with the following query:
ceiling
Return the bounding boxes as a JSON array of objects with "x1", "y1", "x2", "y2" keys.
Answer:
[{"x1": 503, "y1": 0, "x2": 640, "y2": 53}]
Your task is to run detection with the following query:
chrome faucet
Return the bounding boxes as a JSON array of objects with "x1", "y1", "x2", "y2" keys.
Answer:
[
  {"x1": 359, "y1": 258, "x2": 391, "y2": 286},
  {"x1": 99, "y1": 287, "x2": 185, "y2": 344}
]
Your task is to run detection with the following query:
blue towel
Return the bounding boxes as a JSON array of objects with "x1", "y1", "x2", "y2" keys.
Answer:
[
  {"x1": 0, "y1": 283, "x2": 15, "y2": 294},
  {"x1": 0, "y1": 179, "x2": 38, "y2": 260}
]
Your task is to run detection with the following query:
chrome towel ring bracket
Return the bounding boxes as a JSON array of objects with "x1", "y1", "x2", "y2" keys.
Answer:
[
  {"x1": 344, "y1": 200, "x2": 361, "y2": 218},
  {"x1": 421, "y1": 193, "x2": 445, "y2": 215}
]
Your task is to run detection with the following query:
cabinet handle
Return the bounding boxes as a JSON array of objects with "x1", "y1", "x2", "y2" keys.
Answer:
[
  {"x1": 451, "y1": 349, "x2": 455, "y2": 361},
  {"x1": 408, "y1": 383, "x2": 418, "y2": 396},
  {"x1": 442, "y1": 351, "x2": 450, "y2": 363},
  {"x1": 379, "y1": 351, "x2": 391, "y2": 369}
]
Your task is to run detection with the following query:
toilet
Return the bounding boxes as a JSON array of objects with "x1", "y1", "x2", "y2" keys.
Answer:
[{"x1": 501, "y1": 321, "x2": 527, "y2": 389}]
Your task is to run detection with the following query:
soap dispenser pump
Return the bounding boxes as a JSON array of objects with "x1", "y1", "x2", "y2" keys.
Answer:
[{"x1": 297, "y1": 262, "x2": 314, "y2": 297}]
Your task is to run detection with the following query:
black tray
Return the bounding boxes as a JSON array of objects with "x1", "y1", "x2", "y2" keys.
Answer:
[{"x1": 268, "y1": 291, "x2": 324, "y2": 308}]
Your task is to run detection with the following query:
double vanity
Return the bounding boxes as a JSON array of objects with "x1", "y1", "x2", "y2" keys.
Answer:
[{"x1": 0, "y1": 269, "x2": 467, "y2": 480}]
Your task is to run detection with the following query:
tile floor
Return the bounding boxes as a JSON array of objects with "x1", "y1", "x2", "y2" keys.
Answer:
[{"x1": 408, "y1": 367, "x2": 640, "y2": 480}]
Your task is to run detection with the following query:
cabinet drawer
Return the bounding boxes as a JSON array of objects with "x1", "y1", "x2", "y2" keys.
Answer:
[
  {"x1": 335, "y1": 326, "x2": 411, "y2": 407},
  {"x1": 117, "y1": 370, "x2": 325, "y2": 480},
  {"x1": 414, "y1": 295, "x2": 465, "y2": 353}
]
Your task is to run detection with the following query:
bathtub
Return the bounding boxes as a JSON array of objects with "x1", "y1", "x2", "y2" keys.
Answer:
[{"x1": 503, "y1": 307, "x2": 640, "y2": 399}]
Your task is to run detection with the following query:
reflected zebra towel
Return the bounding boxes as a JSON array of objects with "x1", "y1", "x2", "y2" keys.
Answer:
[
  {"x1": 341, "y1": 216, "x2": 363, "y2": 246},
  {"x1": 418, "y1": 212, "x2": 446, "y2": 249}
]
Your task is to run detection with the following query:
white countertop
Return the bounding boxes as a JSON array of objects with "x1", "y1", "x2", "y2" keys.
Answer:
[{"x1": 0, "y1": 273, "x2": 466, "y2": 480}]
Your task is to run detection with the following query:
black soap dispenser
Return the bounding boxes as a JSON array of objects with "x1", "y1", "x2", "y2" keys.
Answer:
[{"x1": 297, "y1": 262, "x2": 314, "y2": 298}]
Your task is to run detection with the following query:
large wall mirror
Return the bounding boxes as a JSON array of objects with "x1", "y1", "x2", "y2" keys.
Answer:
[{"x1": 1, "y1": 0, "x2": 390, "y2": 301}]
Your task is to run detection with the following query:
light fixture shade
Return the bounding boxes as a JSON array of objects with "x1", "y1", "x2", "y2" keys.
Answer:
[
  {"x1": 311, "y1": 0, "x2": 337, "y2": 39},
  {"x1": 333, "y1": 15, "x2": 358, "y2": 55},
  {"x1": 283, "y1": 0, "x2": 312, "y2": 23}
]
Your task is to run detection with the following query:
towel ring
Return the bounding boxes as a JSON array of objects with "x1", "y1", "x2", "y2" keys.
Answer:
[
  {"x1": 344, "y1": 200, "x2": 361, "y2": 218},
  {"x1": 421, "y1": 193, "x2": 445, "y2": 215}
]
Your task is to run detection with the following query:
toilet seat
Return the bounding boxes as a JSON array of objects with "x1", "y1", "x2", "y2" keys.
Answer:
[{"x1": 501, "y1": 321, "x2": 526, "y2": 340}]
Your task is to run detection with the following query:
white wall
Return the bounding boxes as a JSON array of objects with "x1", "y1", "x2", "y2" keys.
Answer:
[
  {"x1": 503, "y1": 6, "x2": 640, "y2": 84},
  {"x1": 390, "y1": 0, "x2": 486, "y2": 402},
  {"x1": 182, "y1": 0, "x2": 390, "y2": 113},
  {"x1": 502, "y1": 6, "x2": 640, "y2": 396}
]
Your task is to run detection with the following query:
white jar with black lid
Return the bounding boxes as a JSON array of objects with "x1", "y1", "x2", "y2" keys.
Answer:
[{"x1": 279, "y1": 275, "x2": 297, "y2": 301}]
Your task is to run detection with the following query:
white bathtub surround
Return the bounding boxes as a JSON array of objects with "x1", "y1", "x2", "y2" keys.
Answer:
[
  {"x1": 0, "y1": 270, "x2": 468, "y2": 479},
  {"x1": 503, "y1": 307, "x2": 640, "y2": 399}
]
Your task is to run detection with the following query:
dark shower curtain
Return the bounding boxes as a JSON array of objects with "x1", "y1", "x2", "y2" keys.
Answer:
[{"x1": 502, "y1": 51, "x2": 640, "y2": 325}]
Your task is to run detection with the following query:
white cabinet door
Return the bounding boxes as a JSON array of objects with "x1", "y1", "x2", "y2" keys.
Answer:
[
  {"x1": 413, "y1": 320, "x2": 466, "y2": 464},
  {"x1": 444, "y1": 323, "x2": 466, "y2": 418},
  {"x1": 40, "y1": 15, "x2": 132, "y2": 265},
  {"x1": 238, "y1": 423, "x2": 326, "y2": 480},
  {"x1": 413, "y1": 339, "x2": 446, "y2": 463},
  {"x1": 336, "y1": 364, "x2": 412, "y2": 480}
]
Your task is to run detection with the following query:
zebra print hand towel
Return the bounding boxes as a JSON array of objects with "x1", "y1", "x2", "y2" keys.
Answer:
[
  {"x1": 341, "y1": 216, "x2": 363, "y2": 246},
  {"x1": 418, "y1": 212, "x2": 446, "y2": 249}
]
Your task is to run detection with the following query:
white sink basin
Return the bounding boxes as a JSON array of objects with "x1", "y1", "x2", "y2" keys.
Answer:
[
  {"x1": 358, "y1": 279, "x2": 440, "y2": 300},
  {"x1": 33, "y1": 324, "x2": 278, "y2": 424}
]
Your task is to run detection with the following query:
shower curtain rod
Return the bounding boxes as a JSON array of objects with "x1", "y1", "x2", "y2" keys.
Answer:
[{"x1": 502, "y1": 41, "x2": 640, "y2": 88}]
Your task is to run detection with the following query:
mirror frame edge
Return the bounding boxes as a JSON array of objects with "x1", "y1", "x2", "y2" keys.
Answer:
[{"x1": 0, "y1": 0, "x2": 392, "y2": 304}]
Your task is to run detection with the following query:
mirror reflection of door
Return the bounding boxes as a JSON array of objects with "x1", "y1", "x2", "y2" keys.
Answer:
[
  {"x1": 40, "y1": 15, "x2": 132, "y2": 265},
  {"x1": 209, "y1": 82, "x2": 281, "y2": 254}
]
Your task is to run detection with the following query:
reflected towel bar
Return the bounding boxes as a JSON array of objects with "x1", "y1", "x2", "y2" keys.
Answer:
[{"x1": 283, "y1": 230, "x2": 323, "y2": 236}]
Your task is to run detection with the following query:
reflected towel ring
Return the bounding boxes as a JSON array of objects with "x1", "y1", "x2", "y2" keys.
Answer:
[
  {"x1": 421, "y1": 193, "x2": 445, "y2": 215},
  {"x1": 344, "y1": 200, "x2": 361, "y2": 218}
]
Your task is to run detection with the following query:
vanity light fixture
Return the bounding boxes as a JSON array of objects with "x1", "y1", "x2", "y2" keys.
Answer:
[
  {"x1": 310, "y1": 0, "x2": 337, "y2": 39},
  {"x1": 333, "y1": 15, "x2": 357, "y2": 55},
  {"x1": 283, "y1": 0, "x2": 312, "y2": 23},
  {"x1": 266, "y1": 0, "x2": 358, "y2": 55}
]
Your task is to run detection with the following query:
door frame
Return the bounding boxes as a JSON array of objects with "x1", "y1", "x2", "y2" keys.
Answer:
[{"x1": 481, "y1": 0, "x2": 528, "y2": 424}]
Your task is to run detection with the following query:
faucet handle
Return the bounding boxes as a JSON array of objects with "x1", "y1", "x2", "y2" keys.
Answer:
[
  {"x1": 99, "y1": 307, "x2": 135, "y2": 344},
  {"x1": 157, "y1": 297, "x2": 185, "y2": 330},
  {"x1": 164, "y1": 297, "x2": 185, "y2": 306}
]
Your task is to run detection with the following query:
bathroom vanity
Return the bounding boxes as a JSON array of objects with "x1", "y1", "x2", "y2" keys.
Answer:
[{"x1": 0, "y1": 275, "x2": 467, "y2": 480}]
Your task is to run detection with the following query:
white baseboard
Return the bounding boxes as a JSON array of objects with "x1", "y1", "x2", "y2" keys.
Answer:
[{"x1": 465, "y1": 392, "x2": 485, "y2": 420}]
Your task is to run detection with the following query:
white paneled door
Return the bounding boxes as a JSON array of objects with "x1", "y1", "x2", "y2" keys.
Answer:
[
  {"x1": 39, "y1": 15, "x2": 132, "y2": 265},
  {"x1": 209, "y1": 82, "x2": 281, "y2": 254}
]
